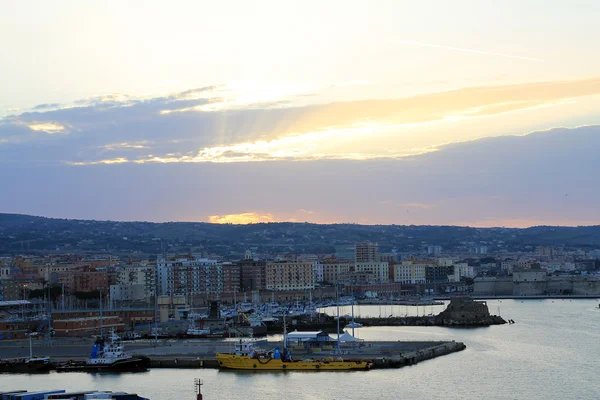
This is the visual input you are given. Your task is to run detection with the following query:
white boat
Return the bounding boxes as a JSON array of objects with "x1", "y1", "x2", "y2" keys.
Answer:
[
  {"x1": 186, "y1": 321, "x2": 210, "y2": 337},
  {"x1": 125, "y1": 331, "x2": 142, "y2": 340},
  {"x1": 345, "y1": 321, "x2": 363, "y2": 328}
]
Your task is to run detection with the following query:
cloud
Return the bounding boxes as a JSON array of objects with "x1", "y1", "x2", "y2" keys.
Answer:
[
  {"x1": 67, "y1": 157, "x2": 129, "y2": 166},
  {"x1": 103, "y1": 142, "x2": 150, "y2": 151},
  {"x1": 398, "y1": 203, "x2": 432, "y2": 209},
  {"x1": 26, "y1": 122, "x2": 66, "y2": 134},
  {"x1": 1, "y1": 126, "x2": 599, "y2": 227},
  {"x1": 1, "y1": 77, "x2": 600, "y2": 165},
  {"x1": 396, "y1": 39, "x2": 542, "y2": 62}
]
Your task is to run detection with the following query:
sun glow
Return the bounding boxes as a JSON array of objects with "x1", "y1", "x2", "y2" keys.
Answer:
[{"x1": 208, "y1": 212, "x2": 275, "y2": 224}]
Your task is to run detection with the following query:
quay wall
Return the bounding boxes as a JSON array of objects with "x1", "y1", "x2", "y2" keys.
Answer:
[{"x1": 474, "y1": 277, "x2": 600, "y2": 296}]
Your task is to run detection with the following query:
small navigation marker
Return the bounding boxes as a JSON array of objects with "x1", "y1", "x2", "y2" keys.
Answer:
[{"x1": 195, "y1": 378, "x2": 204, "y2": 400}]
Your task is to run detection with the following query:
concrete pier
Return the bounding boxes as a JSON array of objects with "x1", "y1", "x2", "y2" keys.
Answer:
[
  {"x1": 0, "y1": 338, "x2": 466, "y2": 370},
  {"x1": 143, "y1": 340, "x2": 466, "y2": 370}
]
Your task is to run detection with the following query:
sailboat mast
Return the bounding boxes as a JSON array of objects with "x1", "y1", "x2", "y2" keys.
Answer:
[
  {"x1": 336, "y1": 284, "x2": 340, "y2": 353},
  {"x1": 352, "y1": 301, "x2": 355, "y2": 337},
  {"x1": 99, "y1": 287, "x2": 103, "y2": 337},
  {"x1": 283, "y1": 312, "x2": 287, "y2": 349}
]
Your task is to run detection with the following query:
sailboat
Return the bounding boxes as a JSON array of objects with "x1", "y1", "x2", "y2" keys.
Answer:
[{"x1": 345, "y1": 302, "x2": 363, "y2": 330}]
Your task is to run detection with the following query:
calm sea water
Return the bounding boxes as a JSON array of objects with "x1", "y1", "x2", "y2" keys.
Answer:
[{"x1": 2, "y1": 299, "x2": 599, "y2": 400}]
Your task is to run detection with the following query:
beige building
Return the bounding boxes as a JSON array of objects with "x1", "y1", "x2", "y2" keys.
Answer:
[
  {"x1": 157, "y1": 295, "x2": 187, "y2": 322},
  {"x1": 322, "y1": 259, "x2": 352, "y2": 284},
  {"x1": 266, "y1": 261, "x2": 314, "y2": 291}
]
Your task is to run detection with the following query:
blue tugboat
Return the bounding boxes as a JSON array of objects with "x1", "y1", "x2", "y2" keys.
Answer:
[{"x1": 56, "y1": 332, "x2": 150, "y2": 373}]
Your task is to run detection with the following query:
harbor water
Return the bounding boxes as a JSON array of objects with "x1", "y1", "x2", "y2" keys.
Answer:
[{"x1": 1, "y1": 299, "x2": 599, "y2": 400}]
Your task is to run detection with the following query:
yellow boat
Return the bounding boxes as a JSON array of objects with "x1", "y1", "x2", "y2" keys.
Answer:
[{"x1": 216, "y1": 341, "x2": 373, "y2": 371}]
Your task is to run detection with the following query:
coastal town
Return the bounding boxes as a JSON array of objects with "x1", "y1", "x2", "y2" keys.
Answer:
[
  {"x1": 1, "y1": 217, "x2": 600, "y2": 399},
  {"x1": 1, "y1": 233, "x2": 599, "y2": 340}
]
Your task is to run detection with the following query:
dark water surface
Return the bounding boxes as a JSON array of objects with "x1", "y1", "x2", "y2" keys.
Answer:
[{"x1": 1, "y1": 299, "x2": 598, "y2": 400}]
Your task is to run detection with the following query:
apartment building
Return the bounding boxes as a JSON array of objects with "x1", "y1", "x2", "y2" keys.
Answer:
[
  {"x1": 73, "y1": 267, "x2": 109, "y2": 293},
  {"x1": 355, "y1": 242, "x2": 380, "y2": 263},
  {"x1": 322, "y1": 258, "x2": 352, "y2": 284},
  {"x1": 265, "y1": 261, "x2": 314, "y2": 291},
  {"x1": 354, "y1": 262, "x2": 389, "y2": 283},
  {"x1": 222, "y1": 262, "x2": 241, "y2": 294},
  {"x1": 109, "y1": 284, "x2": 145, "y2": 302},
  {"x1": 157, "y1": 256, "x2": 222, "y2": 296},
  {"x1": 238, "y1": 260, "x2": 266, "y2": 291},
  {"x1": 118, "y1": 263, "x2": 156, "y2": 297},
  {"x1": 394, "y1": 260, "x2": 427, "y2": 284}
]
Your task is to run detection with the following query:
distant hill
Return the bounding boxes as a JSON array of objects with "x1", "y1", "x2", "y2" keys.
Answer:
[{"x1": 1, "y1": 213, "x2": 599, "y2": 256}]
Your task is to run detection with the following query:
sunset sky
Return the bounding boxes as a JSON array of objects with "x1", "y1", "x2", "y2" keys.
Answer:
[{"x1": 1, "y1": 1, "x2": 600, "y2": 227}]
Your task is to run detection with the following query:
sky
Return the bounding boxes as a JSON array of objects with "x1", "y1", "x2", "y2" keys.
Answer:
[{"x1": 1, "y1": 1, "x2": 600, "y2": 227}]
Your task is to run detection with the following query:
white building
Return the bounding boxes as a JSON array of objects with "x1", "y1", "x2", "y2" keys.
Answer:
[
  {"x1": 393, "y1": 261, "x2": 426, "y2": 284},
  {"x1": 157, "y1": 257, "x2": 222, "y2": 296},
  {"x1": 355, "y1": 262, "x2": 389, "y2": 283},
  {"x1": 438, "y1": 258, "x2": 454, "y2": 267},
  {"x1": 427, "y1": 245, "x2": 442, "y2": 255},
  {"x1": 540, "y1": 263, "x2": 560, "y2": 273},
  {"x1": 311, "y1": 262, "x2": 324, "y2": 285},
  {"x1": 448, "y1": 263, "x2": 475, "y2": 282},
  {"x1": 500, "y1": 261, "x2": 514, "y2": 274},
  {"x1": 474, "y1": 246, "x2": 488, "y2": 255},
  {"x1": 110, "y1": 284, "x2": 146, "y2": 302}
]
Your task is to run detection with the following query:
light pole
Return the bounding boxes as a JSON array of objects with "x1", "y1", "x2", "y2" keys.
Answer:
[
  {"x1": 26, "y1": 332, "x2": 38, "y2": 359},
  {"x1": 22, "y1": 284, "x2": 28, "y2": 320},
  {"x1": 45, "y1": 265, "x2": 52, "y2": 345}
]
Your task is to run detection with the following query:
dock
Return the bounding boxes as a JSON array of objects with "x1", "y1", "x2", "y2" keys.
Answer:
[{"x1": 144, "y1": 340, "x2": 466, "y2": 369}]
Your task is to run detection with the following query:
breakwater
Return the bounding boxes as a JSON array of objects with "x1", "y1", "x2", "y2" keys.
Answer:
[{"x1": 268, "y1": 297, "x2": 506, "y2": 332}]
